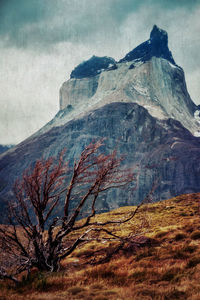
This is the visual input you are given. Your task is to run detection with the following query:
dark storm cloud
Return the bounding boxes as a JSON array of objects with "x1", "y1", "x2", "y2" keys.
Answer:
[
  {"x1": 109, "y1": 0, "x2": 199, "y2": 20},
  {"x1": 150, "y1": 0, "x2": 199, "y2": 9},
  {"x1": 0, "y1": 0, "x2": 199, "y2": 49},
  {"x1": 0, "y1": 0, "x2": 115, "y2": 48}
]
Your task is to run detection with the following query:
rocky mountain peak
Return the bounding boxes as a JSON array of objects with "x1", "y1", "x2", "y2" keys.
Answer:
[
  {"x1": 69, "y1": 25, "x2": 175, "y2": 80},
  {"x1": 119, "y1": 25, "x2": 175, "y2": 65},
  {"x1": 58, "y1": 23, "x2": 198, "y2": 136},
  {"x1": 150, "y1": 25, "x2": 168, "y2": 43}
]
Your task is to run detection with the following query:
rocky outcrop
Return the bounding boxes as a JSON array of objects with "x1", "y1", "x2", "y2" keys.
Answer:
[
  {"x1": 70, "y1": 56, "x2": 116, "y2": 79},
  {"x1": 119, "y1": 25, "x2": 175, "y2": 64},
  {"x1": 0, "y1": 102, "x2": 200, "y2": 217}
]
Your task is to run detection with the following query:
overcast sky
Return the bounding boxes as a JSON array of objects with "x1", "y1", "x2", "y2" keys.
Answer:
[{"x1": 0, "y1": 0, "x2": 200, "y2": 144}]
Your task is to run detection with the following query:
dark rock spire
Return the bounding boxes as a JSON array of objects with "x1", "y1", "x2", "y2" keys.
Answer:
[{"x1": 119, "y1": 25, "x2": 176, "y2": 65}]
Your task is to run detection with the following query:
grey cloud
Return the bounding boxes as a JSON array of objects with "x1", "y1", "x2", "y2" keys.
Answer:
[
  {"x1": 0, "y1": 0, "x2": 199, "y2": 50},
  {"x1": 0, "y1": 0, "x2": 116, "y2": 48},
  {"x1": 149, "y1": 0, "x2": 199, "y2": 10}
]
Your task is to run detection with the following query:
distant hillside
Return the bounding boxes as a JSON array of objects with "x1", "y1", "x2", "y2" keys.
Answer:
[{"x1": 1, "y1": 193, "x2": 200, "y2": 299}]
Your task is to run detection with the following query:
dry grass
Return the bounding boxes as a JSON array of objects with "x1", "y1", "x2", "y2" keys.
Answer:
[{"x1": 1, "y1": 192, "x2": 200, "y2": 299}]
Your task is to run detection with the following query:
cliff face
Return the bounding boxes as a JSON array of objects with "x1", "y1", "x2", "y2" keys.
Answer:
[
  {"x1": 60, "y1": 75, "x2": 99, "y2": 110},
  {"x1": 1, "y1": 102, "x2": 200, "y2": 214}
]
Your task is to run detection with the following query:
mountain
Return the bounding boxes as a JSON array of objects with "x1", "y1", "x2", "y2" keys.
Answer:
[
  {"x1": 0, "y1": 25, "x2": 200, "y2": 216},
  {"x1": 35, "y1": 25, "x2": 199, "y2": 139}
]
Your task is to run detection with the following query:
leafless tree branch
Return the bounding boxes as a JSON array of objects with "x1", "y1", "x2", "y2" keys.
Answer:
[{"x1": 0, "y1": 140, "x2": 146, "y2": 283}]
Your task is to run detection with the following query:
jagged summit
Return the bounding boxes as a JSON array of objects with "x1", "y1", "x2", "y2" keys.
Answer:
[
  {"x1": 150, "y1": 25, "x2": 167, "y2": 42},
  {"x1": 119, "y1": 25, "x2": 175, "y2": 65},
  {"x1": 70, "y1": 56, "x2": 116, "y2": 79},
  {"x1": 70, "y1": 25, "x2": 176, "y2": 81},
  {"x1": 58, "y1": 23, "x2": 198, "y2": 136}
]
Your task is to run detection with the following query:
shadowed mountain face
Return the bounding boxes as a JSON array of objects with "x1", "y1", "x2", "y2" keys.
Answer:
[
  {"x1": 0, "y1": 25, "x2": 200, "y2": 219},
  {"x1": 0, "y1": 102, "x2": 200, "y2": 217}
]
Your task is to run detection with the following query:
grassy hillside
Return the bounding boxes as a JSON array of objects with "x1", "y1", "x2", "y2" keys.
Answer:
[{"x1": 1, "y1": 193, "x2": 200, "y2": 299}]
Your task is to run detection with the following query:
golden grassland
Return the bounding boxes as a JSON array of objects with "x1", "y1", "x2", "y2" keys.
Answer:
[{"x1": 1, "y1": 193, "x2": 200, "y2": 299}]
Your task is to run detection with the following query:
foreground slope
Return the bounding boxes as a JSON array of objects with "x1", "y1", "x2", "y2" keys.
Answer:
[{"x1": 1, "y1": 193, "x2": 200, "y2": 300}]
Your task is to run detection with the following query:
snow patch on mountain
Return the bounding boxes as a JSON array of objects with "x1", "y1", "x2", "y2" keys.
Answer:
[
  {"x1": 194, "y1": 110, "x2": 200, "y2": 124},
  {"x1": 194, "y1": 110, "x2": 200, "y2": 136}
]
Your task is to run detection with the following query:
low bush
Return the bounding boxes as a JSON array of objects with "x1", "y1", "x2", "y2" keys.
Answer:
[
  {"x1": 187, "y1": 257, "x2": 200, "y2": 268},
  {"x1": 155, "y1": 230, "x2": 168, "y2": 238},
  {"x1": 161, "y1": 268, "x2": 181, "y2": 282},
  {"x1": 67, "y1": 286, "x2": 86, "y2": 295},
  {"x1": 135, "y1": 248, "x2": 154, "y2": 261},
  {"x1": 34, "y1": 274, "x2": 48, "y2": 291},
  {"x1": 183, "y1": 244, "x2": 197, "y2": 253},
  {"x1": 164, "y1": 289, "x2": 187, "y2": 300},
  {"x1": 90, "y1": 284, "x2": 104, "y2": 290},
  {"x1": 93, "y1": 297, "x2": 108, "y2": 300},
  {"x1": 129, "y1": 270, "x2": 146, "y2": 282},
  {"x1": 174, "y1": 232, "x2": 187, "y2": 241},
  {"x1": 191, "y1": 230, "x2": 200, "y2": 240},
  {"x1": 136, "y1": 288, "x2": 157, "y2": 298},
  {"x1": 173, "y1": 249, "x2": 188, "y2": 259}
]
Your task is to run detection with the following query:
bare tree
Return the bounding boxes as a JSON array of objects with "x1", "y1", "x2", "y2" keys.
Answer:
[{"x1": 0, "y1": 140, "x2": 140, "y2": 282}]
